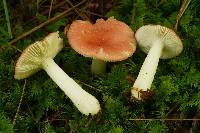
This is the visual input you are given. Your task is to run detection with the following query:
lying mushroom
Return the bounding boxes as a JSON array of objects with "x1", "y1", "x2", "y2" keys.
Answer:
[
  {"x1": 14, "y1": 31, "x2": 100, "y2": 115},
  {"x1": 67, "y1": 17, "x2": 136, "y2": 75},
  {"x1": 131, "y1": 25, "x2": 183, "y2": 100}
]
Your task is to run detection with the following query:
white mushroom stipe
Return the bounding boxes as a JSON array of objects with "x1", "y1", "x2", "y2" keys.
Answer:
[
  {"x1": 97, "y1": 48, "x2": 105, "y2": 57},
  {"x1": 91, "y1": 59, "x2": 106, "y2": 75},
  {"x1": 42, "y1": 58, "x2": 100, "y2": 115},
  {"x1": 131, "y1": 40, "x2": 163, "y2": 99},
  {"x1": 131, "y1": 25, "x2": 183, "y2": 100},
  {"x1": 15, "y1": 31, "x2": 101, "y2": 115}
]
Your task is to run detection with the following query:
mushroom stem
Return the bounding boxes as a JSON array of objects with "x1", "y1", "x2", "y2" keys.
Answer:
[
  {"x1": 42, "y1": 58, "x2": 100, "y2": 115},
  {"x1": 91, "y1": 59, "x2": 106, "y2": 75},
  {"x1": 131, "y1": 40, "x2": 164, "y2": 99}
]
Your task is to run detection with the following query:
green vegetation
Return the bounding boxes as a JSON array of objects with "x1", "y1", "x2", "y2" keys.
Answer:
[{"x1": 0, "y1": 0, "x2": 199, "y2": 132}]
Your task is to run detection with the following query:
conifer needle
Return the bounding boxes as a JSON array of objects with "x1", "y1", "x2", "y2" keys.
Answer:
[{"x1": 13, "y1": 80, "x2": 27, "y2": 125}]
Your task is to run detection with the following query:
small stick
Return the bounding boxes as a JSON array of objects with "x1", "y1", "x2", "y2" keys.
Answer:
[
  {"x1": 79, "y1": 10, "x2": 105, "y2": 18},
  {"x1": 0, "y1": 43, "x2": 22, "y2": 53},
  {"x1": 128, "y1": 118, "x2": 200, "y2": 121},
  {"x1": 65, "y1": 0, "x2": 89, "y2": 20},
  {"x1": 76, "y1": 80, "x2": 102, "y2": 92},
  {"x1": 48, "y1": 0, "x2": 54, "y2": 19},
  {"x1": 9, "y1": 0, "x2": 87, "y2": 45},
  {"x1": 10, "y1": 45, "x2": 22, "y2": 53},
  {"x1": 23, "y1": 1, "x2": 67, "y2": 26},
  {"x1": 158, "y1": 0, "x2": 165, "y2": 7},
  {"x1": 13, "y1": 80, "x2": 27, "y2": 125},
  {"x1": 131, "y1": 0, "x2": 136, "y2": 24},
  {"x1": 174, "y1": 0, "x2": 191, "y2": 31},
  {"x1": 165, "y1": 104, "x2": 178, "y2": 117}
]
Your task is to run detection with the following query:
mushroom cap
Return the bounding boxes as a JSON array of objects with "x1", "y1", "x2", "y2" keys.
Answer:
[
  {"x1": 14, "y1": 31, "x2": 63, "y2": 79},
  {"x1": 67, "y1": 17, "x2": 136, "y2": 62},
  {"x1": 135, "y1": 25, "x2": 183, "y2": 59}
]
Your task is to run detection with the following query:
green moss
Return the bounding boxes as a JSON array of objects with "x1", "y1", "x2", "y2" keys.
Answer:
[{"x1": 0, "y1": 0, "x2": 200, "y2": 132}]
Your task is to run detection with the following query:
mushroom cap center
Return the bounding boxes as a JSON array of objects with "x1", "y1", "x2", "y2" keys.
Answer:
[{"x1": 67, "y1": 17, "x2": 136, "y2": 61}]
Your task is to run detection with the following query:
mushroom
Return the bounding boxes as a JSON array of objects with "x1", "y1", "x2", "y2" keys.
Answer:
[
  {"x1": 131, "y1": 25, "x2": 183, "y2": 100},
  {"x1": 14, "y1": 31, "x2": 100, "y2": 115},
  {"x1": 67, "y1": 17, "x2": 136, "y2": 75}
]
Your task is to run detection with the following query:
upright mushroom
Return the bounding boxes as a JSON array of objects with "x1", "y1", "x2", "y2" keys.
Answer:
[
  {"x1": 14, "y1": 31, "x2": 100, "y2": 115},
  {"x1": 131, "y1": 25, "x2": 183, "y2": 100},
  {"x1": 67, "y1": 17, "x2": 136, "y2": 75}
]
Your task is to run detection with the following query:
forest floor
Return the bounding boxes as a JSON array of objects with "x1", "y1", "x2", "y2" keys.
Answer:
[{"x1": 0, "y1": 0, "x2": 200, "y2": 132}]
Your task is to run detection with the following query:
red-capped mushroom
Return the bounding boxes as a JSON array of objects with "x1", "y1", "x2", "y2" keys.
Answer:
[{"x1": 67, "y1": 17, "x2": 136, "y2": 75}]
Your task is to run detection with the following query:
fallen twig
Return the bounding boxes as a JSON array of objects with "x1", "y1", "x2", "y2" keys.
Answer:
[
  {"x1": 65, "y1": 0, "x2": 89, "y2": 20},
  {"x1": 79, "y1": 10, "x2": 105, "y2": 18},
  {"x1": 23, "y1": 1, "x2": 67, "y2": 26},
  {"x1": 174, "y1": 0, "x2": 191, "y2": 31},
  {"x1": 13, "y1": 80, "x2": 27, "y2": 125},
  {"x1": 128, "y1": 118, "x2": 200, "y2": 121},
  {"x1": 9, "y1": 0, "x2": 87, "y2": 45},
  {"x1": 48, "y1": 0, "x2": 54, "y2": 19},
  {"x1": 76, "y1": 80, "x2": 102, "y2": 92},
  {"x1": 131, "y1": 0, "x2": 136, "y2": 24}
]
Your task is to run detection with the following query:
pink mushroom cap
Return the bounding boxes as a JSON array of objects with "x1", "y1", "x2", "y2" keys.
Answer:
[{"x1": 67, "y1": 17, "x2": 136, "y2": 62}]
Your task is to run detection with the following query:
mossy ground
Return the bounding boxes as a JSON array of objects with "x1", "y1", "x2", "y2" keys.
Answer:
[{"x1": 0, "y1": 0, "x2": 200, "y2": 132}]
